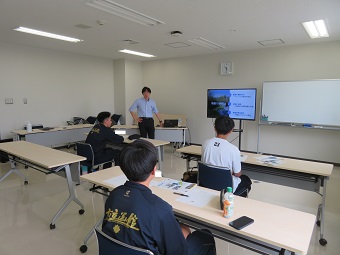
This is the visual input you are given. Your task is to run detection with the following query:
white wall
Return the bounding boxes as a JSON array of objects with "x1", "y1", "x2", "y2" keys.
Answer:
[
  {"x1": 1, "y1": 40, "x2": 339, "y2": 163},
  {"x1": 142, "y1": 41, "x2": 340, "y2": 163},
  {"x1": 113, "y1": 59, "x2": 126, "y2": 123},
  {"x1": 0, "y1": 42, "x2": 115, "y2": 139},
  {"x1": 124, "y1": 60, "x2": 143, "y2": 125}
]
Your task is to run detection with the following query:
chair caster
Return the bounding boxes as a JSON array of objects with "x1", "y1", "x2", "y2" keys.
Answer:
[
  {"x1": 50, "y1": 223, "x2": 56, "y2": 230},
  {"x1": 319, "y1": 238, "x2": 327, "y2": 246},
  {"x1": 79, "y1": 209, "x2": 85, "y2": 215},
  {"x1": 316, "y1": 220, "x2": 320, "y2": 226},
  {"x1": 80, "y1": 244, "x2": 88, "y2": 253},
  {"x1": 24, "y1": 180, "x2": 29, "y2": 185}
]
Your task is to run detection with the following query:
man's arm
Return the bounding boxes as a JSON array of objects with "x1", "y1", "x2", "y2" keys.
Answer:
[
  {"x1": 130, "y1": 111, "x2": 141, "y2": 124},
  {"x1": 154, "y1": 113, "x2": 163, "y2": 126},
  {"x1": 158, "y1": 211, "x2": 188, "y2": 254},
  {"x1": 105, "y1": 128, "x2": 124, "y2": 143},
  {"x1": 233, "y1": 171, "x2": 242, "y2": 177}
]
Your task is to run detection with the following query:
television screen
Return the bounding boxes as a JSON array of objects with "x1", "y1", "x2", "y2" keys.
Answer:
[{"x1": 207, "y1": 88, "x2": 257, "y2": 120}]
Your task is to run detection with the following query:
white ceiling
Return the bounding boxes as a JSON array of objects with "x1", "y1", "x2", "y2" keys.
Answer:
[{"x1": 1, "y1": 0, "x2": 339, "y2": 61}]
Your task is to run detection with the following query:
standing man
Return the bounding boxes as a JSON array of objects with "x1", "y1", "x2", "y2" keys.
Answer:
[
  {"x1": 85, "y1": 111, "x2": 124, "y2": 168},
  {"x1": 102, "y1": 139, "x2": 216, "y2": 255},
  {"x1": 202, "y1": 116, "x2": 252, "y2": 197},
  {"x1": 129, "y1": 86, "x2": 162, "y2": 139}
]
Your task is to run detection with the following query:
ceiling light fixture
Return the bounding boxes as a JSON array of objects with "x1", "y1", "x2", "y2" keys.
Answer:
[
  {"x1": 188, "y1": 38, "x2": 225, "y2": 50},
  {"x1": 119, "y1": 49, "x2": 155, "y2": 58},
  {"x1": 86, "y1": 0, "x2": 164, "y2": 26},
  {"x1": 302, "y1": 19, "x2": 329, "y2": 39},
  {"x1": 13, "y1": 27, "x2": 83, "y2": 43}
]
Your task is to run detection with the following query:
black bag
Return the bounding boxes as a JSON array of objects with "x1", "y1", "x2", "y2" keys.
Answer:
[{"x1": 182, "y1": 171, "x2": 198, "y2": 184}]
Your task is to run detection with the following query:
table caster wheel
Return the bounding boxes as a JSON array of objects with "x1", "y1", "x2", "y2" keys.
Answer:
[
  {"x1": 24, "y1": 180, "x2": 29, "y2": 185},
  {"x1": 79, "y1": 209, "x2": 85, "y2": 215},
  {"x1": 50, "y1": 223, "x2": 56, "y2": 230},
  {"x1": 80, "y1": 245, "x2": 88, "y2": 253},
  {"x1": 316, "y1": 220, "x2": 320, "y2": 226},
  {"x1": 319, "y1": 238, "x2": 327, "y2": 246}
]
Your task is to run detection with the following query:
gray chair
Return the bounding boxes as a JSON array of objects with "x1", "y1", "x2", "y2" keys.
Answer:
[
  {"x1": 95, "y1": 227, "x2": 154, "y2": 255},
  {"x1": 197, "y1": 161, "x2": 249, "y2": 197},
  {"x1": 76, "y1": 142, "x2": 113, "y2": 174}
]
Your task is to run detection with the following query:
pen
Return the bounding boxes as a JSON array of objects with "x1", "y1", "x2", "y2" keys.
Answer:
[{"x1": 173, "y1": 192, "x2": 189, "y2": 197}]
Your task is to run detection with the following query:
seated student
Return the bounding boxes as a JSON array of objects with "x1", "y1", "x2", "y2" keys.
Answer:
[
  {"x1": 202, "y1": 116, "x2": 252, "y2": 197},
  {"x1": 102, "y1": 140, "x2": 216, "y2": 255},
  {"x1": 85, "y1": 111, "x2": 124, "y2": 168}
]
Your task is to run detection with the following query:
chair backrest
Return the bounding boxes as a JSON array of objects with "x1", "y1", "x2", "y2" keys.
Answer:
[
  {"x1": 76, "y1": 142, "x2": 94, "y2": 164},
  {"x1": 95, "y1": 227, "x2": 154, "y2": 255},
  {"x1": 197, "y1": 161, "x2": 233, "y2": 191}
]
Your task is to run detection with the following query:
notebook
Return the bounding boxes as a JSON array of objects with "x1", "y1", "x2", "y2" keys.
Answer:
[{"x1": 163, "y1": 119, "x2": 179, "y2": 128}]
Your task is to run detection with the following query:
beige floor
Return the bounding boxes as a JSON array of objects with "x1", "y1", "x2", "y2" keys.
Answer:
[{"x1": 0, "y1": 145, "x2": 339, "y2": 255}]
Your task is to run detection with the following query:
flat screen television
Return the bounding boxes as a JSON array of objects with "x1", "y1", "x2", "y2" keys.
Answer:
[{"x1": 207, "y1": 88, "x2": 257, "y2": 120}]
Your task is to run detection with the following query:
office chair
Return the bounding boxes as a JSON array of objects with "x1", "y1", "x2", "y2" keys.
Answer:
[
  {"x1": 197, "y1": 161, "x2": 249, "y2": 198},
  {"x1": 76, "y1": 142, "x2": 114, "y2": 174},
  {"x1": 111, "y1": 114, "x2": 122, "y2": 125},
  {"x1": 86, "y1": 116, "x2": 97, "y2": 124},
  {"x1": 95, "y1": 227, "x2": 154, "y2": 255}
]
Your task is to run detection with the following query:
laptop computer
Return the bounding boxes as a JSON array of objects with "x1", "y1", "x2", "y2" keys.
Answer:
[{"x1": 163, "y1": 119, "x2": 179, "y2": 128}]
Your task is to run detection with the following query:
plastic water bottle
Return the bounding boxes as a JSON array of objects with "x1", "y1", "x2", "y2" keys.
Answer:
[
  {"x1": 223, "y1": 187, "x2": 234, "y2": 218},
  {"x1": 26, "y1": 121, "x2": 32, "y2": 132}
]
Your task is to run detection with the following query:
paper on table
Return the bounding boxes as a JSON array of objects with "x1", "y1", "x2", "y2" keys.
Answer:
[
  {"x1": 176, "y1": 189, "x2": 216, "y2": 208},
  {"x1": 255, "y1": 155, "x2": 283, "y2": 166},
  {"x1": 104, "y1": 175, "x2": 128, "y2": 187},
  {"x1": 240, "y1": 154, "x2": 248, "y2": 162},
  {"x1": 156, "y1": 178, "x2": 196, "y2": 195}
]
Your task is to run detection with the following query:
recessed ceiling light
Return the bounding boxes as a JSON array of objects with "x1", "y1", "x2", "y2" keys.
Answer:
[
  {"x1": 86, "y1": 0, "x2": 164, "y2": 27},
  {"x1": 188, "y1": 38, "x2": 225, "y2": 50},
  {"x1": 302, "y1": 19, "x2": 329, "y2": 39},
  {"x1": 164, "y1": 42, "x2": 191, "y2": 48},
  {"x1": 258, "y1": 39, "x2": 285, "y2": 46},
  {"x1": 13, "y1": 27, "x2": 83, "y2": 43},
  {"x1": 119, "y1": 49, "x2": 155, "y2": 58}
]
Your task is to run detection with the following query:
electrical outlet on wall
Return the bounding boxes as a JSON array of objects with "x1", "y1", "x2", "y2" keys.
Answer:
[{"x1": 5, "y1": 98, "x2": 13, "y2": 104}]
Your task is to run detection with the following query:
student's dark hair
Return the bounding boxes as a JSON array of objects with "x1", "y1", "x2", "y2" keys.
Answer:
[
  {"x1": 142, "y1": 86, "x2": 151, "y2": 94},
  {"x1": 97, "y1": 111, "x2": 111, "y2": 123},
  {"x1": 120, "y1": 140, "x2": 158, "y2": 182},
  {"x1": 214, "y1": 116, "x2": 235, "y2": 135}
]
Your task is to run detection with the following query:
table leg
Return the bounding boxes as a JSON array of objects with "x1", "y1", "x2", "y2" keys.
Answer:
[
  {"x1": 80, "y1": 215, "x2": 104, "y2": 253},
  {"x1": 318, "y1": 177, "x2": 328, "y2": 245},
  {"x1": 0, "y1": 157, "x2": 28, "y2": 184},
  {"x1": 157, "y1": 146, "x2": 163, "y2": 172},
  {"x1": 50, "y1": 164, "x2": 84, "y2": 229},
  {"x1": 80, "y1": 189, "x2": 108, "y2": 253},
  {"x1": 182, "y1": 129, "x2": 186, "y2": 147}
]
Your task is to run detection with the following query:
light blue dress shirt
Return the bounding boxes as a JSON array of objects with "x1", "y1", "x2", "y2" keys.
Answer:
[{"x1": 129, "y1": 98, "x2": 159, "y2": 118}]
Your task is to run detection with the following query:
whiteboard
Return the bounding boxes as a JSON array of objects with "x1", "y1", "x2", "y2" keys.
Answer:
[{"x1": 261, "y1": 80, "x2": 340, "y2": 127}]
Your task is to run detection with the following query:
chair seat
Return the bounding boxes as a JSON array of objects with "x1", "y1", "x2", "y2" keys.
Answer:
[{"x1": 76, "y1": 142, "x2": 114, "y2": 175}]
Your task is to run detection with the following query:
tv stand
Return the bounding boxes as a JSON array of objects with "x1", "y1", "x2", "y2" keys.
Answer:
[{"x1": 232, "y1": 120, "x2": 243, "y2": 150}]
